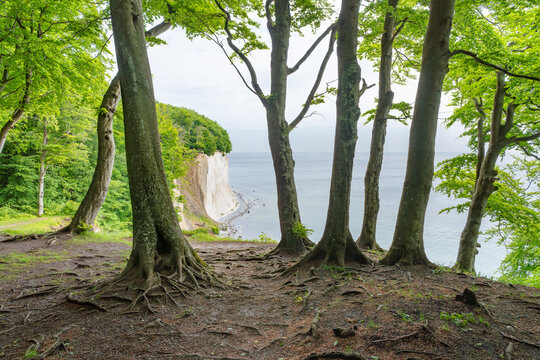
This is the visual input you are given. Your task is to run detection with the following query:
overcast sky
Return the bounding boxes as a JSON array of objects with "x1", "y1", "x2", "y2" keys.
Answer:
[{"x1": 143, "y1": 21, "x2": 468, "y2": 154}]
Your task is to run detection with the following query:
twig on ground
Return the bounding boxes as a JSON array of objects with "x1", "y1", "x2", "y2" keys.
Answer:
[
  {"x1": 369, "y1": 327, "x2": 423, "y2": 346},
  {"x1": 395, "y1": 349, "x2": 442, "y2": 358},
  {"x1": 303, "y1": 351, "x2": 369, "y2": 360}
]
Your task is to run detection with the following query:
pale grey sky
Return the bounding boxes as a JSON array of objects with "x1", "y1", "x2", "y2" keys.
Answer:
[{"x1": 144, "y1": 24, "x2": 468, "y2": 154}]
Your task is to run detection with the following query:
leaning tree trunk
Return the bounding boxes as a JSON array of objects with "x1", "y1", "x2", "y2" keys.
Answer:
[
  {"x1": 381, "y1": 0, "x2": 455, "y2": 266},
  {"x1": 266, "y1": 0, "x2": 312, "y2": 255},
  {"x1": 110, "y1": 0, "x2": 213, "y2": 289},
  {"x1": 357, "y1": 0, "x2": 398, "y2": 250},
  {"x1": 38, "y1": 119, "x2": 48, "y2": 217},
  {"x1": 290, "y1": 0, "x2": 369, "y2": 269},
  {"x1": 455, "y1": 72, "x2": 513, "y2": 272},
  {"x1": 65, "y1": 76, "x2": 120, "y2": 233},
  {"x1": 0, "y1": 68, "x2": 32, "y2": 154},
  {"x1": 64, "y1": 21, "x2": 171, "y2": 234}
]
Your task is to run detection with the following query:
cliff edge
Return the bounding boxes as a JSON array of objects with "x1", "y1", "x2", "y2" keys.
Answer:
[{"x1": 176, "y1": 152, "x2": 238, "y2": 230}]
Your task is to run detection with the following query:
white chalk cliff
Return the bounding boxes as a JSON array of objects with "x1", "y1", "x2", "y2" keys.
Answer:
[{"x1": 175, "y1": 152, "x2": 238, "y2": 230}]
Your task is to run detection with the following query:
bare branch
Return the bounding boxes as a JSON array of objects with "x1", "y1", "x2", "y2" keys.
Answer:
[
  {"x1": 390, "y1": 17, "x2": 408, "y2": 44},
  {"x1": 145, "y1": 20, "x2": 171, "y2": 38},
  {"x1": 288, "y1": 26, "x2": 337, "y2": 132},
  {"x1": 288, "y1": 23, "x2": 336, "y2": 75},
  {"x1": 519, "y1": 144, "x2": 540, "y2": 161},
  {"x1": 215, "y1": 0, "x2": 266, "y2": 101},
  {"x1": 450, "y1": 49, "x2": 540, "y2": 82}
]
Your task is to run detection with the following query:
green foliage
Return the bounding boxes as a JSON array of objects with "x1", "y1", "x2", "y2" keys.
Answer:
[
  {"x1": 292, "y1": 222, "x2": 313, "y2": 239},
  {"x1": 0, "y1": 102, "x2": 231, "y2": 233},
  {"x1": 157, "y1": 103, "x2": 232, "y2": 155},
  {"x1": 440, "y1": 311, "x2": 489, "y2": 329}
]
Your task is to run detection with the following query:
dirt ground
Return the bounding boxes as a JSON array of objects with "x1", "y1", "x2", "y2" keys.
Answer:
[{"x1": 0, "y1": 235, "x2": 538, "y2": 360}]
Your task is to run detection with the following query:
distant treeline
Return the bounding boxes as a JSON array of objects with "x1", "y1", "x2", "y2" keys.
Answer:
[{"x1": 0, "y1": 103, "x2": 230, "y2": 230}]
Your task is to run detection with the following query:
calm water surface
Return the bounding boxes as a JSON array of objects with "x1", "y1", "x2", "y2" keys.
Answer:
[{"x1": 226, "y1": 152, "x2": 507, "y2": 277}]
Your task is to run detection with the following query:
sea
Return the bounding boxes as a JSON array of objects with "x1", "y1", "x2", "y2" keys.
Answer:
[{"x1": 224, "y1": 151, "x2": 508, "y2": 277}]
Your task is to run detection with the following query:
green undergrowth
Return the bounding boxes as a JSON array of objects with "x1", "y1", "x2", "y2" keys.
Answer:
[
  {"x1": 67, "y1": 231, "x2": 132, "y2": 246},
  {"x1": 0, "y1": 216, "x2": 66, "y2": 236},
  {"x1": 184, "y1": 227, "x2": 277, "y2": 244},
  {"x1": 0, "y1": 250, "x2": 69, "y2": 280}
]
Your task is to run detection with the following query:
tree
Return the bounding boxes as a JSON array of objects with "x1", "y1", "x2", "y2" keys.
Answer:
[
  {"x1": 110, "y1": 0, "x2": 216, "y2": 289},
  {"x1": 65, "y1": 20, "x2": 174, "y2": 234},
  {"x1": 381, "y1": 0, "x2": 456, "y2": 266},
  {"x1": 357, "y1": 0, "x2": 400, "y2": 250},
  {"x1": 185, "y1": 0, "x2": 336, "y2": 255},
  {"x1": 435, "y1": 2, "x2": 540, "y2": 272},
  {"x1": 0, "y1": 0, "x2": 109, "y2": 154},
  {"x1": 289, "y1": 0, "x2": 370, "y2": 269}
]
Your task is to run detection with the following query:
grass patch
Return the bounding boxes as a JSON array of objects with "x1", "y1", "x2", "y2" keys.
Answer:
[
  {"x1": 0, "y1": 250, "x2": 68, "y2": 280},
  {"x1": 185, "y1": 228, "x2": 277, "y2": 244},
  {"x1": 67, "y1": 230, "x2": 132, "y2": 246},
  {"x1": 0, "y1": 216, "x2": 66, "y2": 236}
]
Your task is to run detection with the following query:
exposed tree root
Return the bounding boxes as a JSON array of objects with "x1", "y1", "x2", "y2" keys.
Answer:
[
  {"x1": 303, "y1": 351, "x2": 369, "y2": 360},
  {"x1": 283, "y1": 235, "x2": 371, "y2": 277},
  {"x1": 66, "y1": 294, "x2": 108, "y2": 312},
  {"x1": 34, "y1": 325, "x2": 76, "y2": 359},
  {"x1": 497, "y1": 329, "x2": 540, "y2": 348}
]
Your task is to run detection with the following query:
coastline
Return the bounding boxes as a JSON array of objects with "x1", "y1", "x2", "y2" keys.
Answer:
[{"x1": 218, "y1": 191, "x2": 254, "y2": 238}]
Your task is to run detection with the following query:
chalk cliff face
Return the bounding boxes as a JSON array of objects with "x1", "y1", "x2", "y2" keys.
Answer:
[{"x1": 176, "y1": 152, "x2": 238, "y2": 230}]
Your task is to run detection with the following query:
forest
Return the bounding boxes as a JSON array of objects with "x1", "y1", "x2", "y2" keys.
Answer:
[{"x1": 0, "y1": 0, "x2": 538, "y2": 359}]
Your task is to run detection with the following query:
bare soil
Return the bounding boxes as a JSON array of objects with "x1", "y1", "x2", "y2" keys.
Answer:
[{"x1": 0, "y1": 236, "x2": 538, "y2": 360}]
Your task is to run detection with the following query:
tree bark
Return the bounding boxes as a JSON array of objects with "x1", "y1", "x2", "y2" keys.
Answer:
[
  {"x1": 110, "y1": 0, "x2": 212, "y2": 289},
  {"x1": 0, "y1": 68, "x2": 32, "y2": 154},
  {"x1": 290, "y1": 0, "x2": 369, "y2": 268},
  {"x1": 265, "y1": 0, "x2": 312, "y2": 255},
  {"x1": 357, "y1": 0, "x2": 398, "y2": 250},
  {"x1": 455, "y1": 72, "x2": 512, "y2": 272},
  {"x1": 381, "y1": 0, "x2": 455, "y2": 266},
  {"x1": 65, "y1": 76, "x2": 120, "y2": 233},
  {"x1": 38, "y1": 118, "x2": 48, "y2": 217}
]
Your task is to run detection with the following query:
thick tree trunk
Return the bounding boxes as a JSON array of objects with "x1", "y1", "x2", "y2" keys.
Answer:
[
  {"x1": 38, "y1": 119, "x2": 48, "y2": 217},
  {"x1": 357, "y1": 0, "x2": 398, "y2": 250},
  {"x1": 381, "y1": 0, "x2": 455, "y2": 266},
  {"x1": 0, "y1": 69, "x2": 32, "y2": 154},
  {"x1": 66, "y1": 76, "x2": 120, "y2": 233},
  {"x1": 110, "y1": 0, "x2": 211, "y2": 289},
  {"x1": 291, "y1": 0, "x2": 369, "y2": 268},
  {"x1": 455, "y1": 72, "x2": 512, "y2": 272},
  {"x1": 65, "y1": 21, "x2": 171, "y2": 234},
  {"x1": 266, "y1": 0, "x2": 312, "y2": 255}
]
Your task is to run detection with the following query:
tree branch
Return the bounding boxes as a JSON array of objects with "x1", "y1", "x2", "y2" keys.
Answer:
[
  {"x1": 519, "y1": 144, "x2": 540, "y2": 161},
  {"x1": 390, "y1": 17, "x2": 408, "y2": 44},
  {"x1": 265, "y1": 0, "x2": 275, "y2": 36},
  {"x1": 510, "y1": 132, "x2": 540, "y2": 144},
  {"x1": 145, "y1": 20, "x2": 171, "y2": 38},
  {"x1": 288, "y1": 23, "x2": 336, "y2": 75},
  {"x1": 450, "y1": 49, "x2": 540, "y2": 82},
  {"x1": 288, "y1": 26, "x2": 337, "y2": 132},
  {"x1": 215, "y1": 0, "x2": 266, "y2": 101}
]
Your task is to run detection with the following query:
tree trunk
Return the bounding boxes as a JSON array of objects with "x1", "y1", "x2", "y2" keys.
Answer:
[
  {"x1": 455, "y1": 144, "x2": 502, "y2": 272},
  {"x1": 266, "y1": 0, "x2": 312, "y2": 255},
  {"x1": 290, "y1": 0, "x2": 369, "y2": 268},
  {"x1": 65, "y1": 21, "x2": 171, "y2": 234},
  {"x1": 473, "y1": 98, "x2": 486, "y2": 187},
  {"x1": 0, "y1": 68, "x2": 32, "y2": 154},
  {"x1": 38, "y1": 119, "x2": 48, "y2": 217},
  {"x1": 357, "y1": 0, "x2": 398, "y2": 250},
  {"x1": 455, "y1": 72, "x2": 511, "y2": 272},
  {"x1": 65, "y1": 76, "x2": 120, "y2": 233},
  {"x1": 381, "y1": 0, "x2": 455, "y2": 266},
  {"x1": 110, "y1": 0, "x2": 213, "y2": 289}
]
